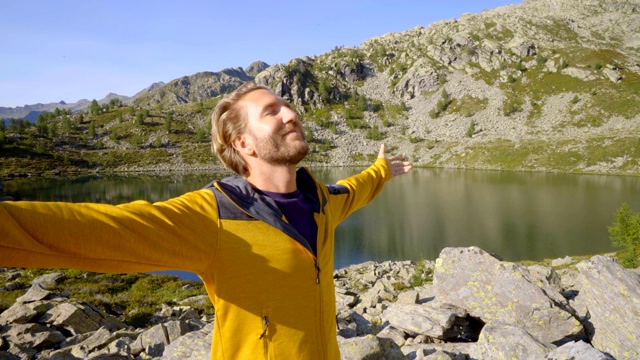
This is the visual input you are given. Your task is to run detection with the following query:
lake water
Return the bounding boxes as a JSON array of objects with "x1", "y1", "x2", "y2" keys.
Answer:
[{"x1": 3, "y1": 168, "x2": 639, "y2": 280}]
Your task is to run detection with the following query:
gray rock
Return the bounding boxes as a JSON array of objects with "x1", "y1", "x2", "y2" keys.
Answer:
[
  {"x1": 603, "y1": 68, "x2": 622, "y2": 82},
  {"x1": 31, "y1": 273, "x2": 65, "y2": 289},
  {"x1": 160, "y1": 323, "x2": 213, "y2": 360},
  {"x1": 42, "y1": 302, "x2": 102, "y2": 335},
  {"x1": 335, "y1": 288, "x2": 358, "y2": 311},
  {"x1": 338, "y1": 334, "x2": 407, "y2": 360},
  {"x1": 1, "y1": 323, "x2": 66, "y2": 350},
  {"x1": 382, "y1": 300, "x2": 467, "y2": 340},
  {"x1": 131, "y1": 321, "x2": 190, "y2": 358},
  {"x1": 397, "y1": 290, "x2": 419, "y2": 304},
  {"x1": 87, "y1": 338, "x2": 132, "y2": 359},
  {"x1": 164, "y1": 320, "x2": 191, "y2": 343},
  {"x1": 433, "y1": 247, "x2": 583, "y2": 344},
  {"x1": 69, "y1": 327, "x2": 114, "y2": 358},
  {"x1": 357, "y1": 280, "x2": 396, "y2": 309},
  {"x1": 401, "y1": 343, "x2": 474, "y2": 360},
  {"x1": 551, "y1": 256, "x2": 574, "y2": 268},
  {"x1": 561, "y1": 67, "x2": 595, "y2": 81},
  {"x1": 16, "y1": 284, "x2": 51, "y2": 304},
  {"x1": 546, "y1": 340, "x2": 614, "y2": 360},
  {"x1": 575, "y1": 255, "x2": 640, "y2": 359},
  {"x1": 0, "y1": 300, "x2": 54, "y2": 325},
  {"x1": 377, "y1": 326, "x2": 407, "y2": 347},
  {"x1": 469, "y1": 323, "x2": 553, "y2": 360}
]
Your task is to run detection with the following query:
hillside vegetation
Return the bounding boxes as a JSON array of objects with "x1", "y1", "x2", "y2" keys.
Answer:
[{"x1": 1, "y1": 0, "x2": 639, "y2": 178}]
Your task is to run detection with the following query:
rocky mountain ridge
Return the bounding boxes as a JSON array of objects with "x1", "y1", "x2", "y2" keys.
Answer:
[
  {"x1": 120, "y1": 0, "x2": 640, "y2": 175},
  {"x1": 2, "y1": 0, "x2": 639, "y2": 177}
]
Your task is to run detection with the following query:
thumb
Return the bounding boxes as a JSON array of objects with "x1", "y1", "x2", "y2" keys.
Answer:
[{"x1": 377, "y1": 143, "x2": 386, "y2": 159}]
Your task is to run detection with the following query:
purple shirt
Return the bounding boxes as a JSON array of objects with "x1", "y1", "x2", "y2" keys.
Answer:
[{"x1": 258, "y1": 189, "x2": 318, "y2": 256}]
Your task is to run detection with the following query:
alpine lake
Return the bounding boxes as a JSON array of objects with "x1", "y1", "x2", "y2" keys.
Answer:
[{"x1": 4, "y1": 168, "x2": 639, "y2": 281}]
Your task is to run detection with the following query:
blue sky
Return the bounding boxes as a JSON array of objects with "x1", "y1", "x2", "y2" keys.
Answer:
[{"x1": 0, "y1": 1, "x2": 519, "y2": 108}]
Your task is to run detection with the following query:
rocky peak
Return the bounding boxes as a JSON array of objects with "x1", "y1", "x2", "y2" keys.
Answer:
[{"x1": 245, "y1": 60, "x2": 270, "y2": 77}]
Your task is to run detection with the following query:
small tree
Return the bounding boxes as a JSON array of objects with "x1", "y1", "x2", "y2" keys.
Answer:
[
  {"x1": 36, "y1": 113, "x2": 48, "y2": 136},
  {"x1": 135, "y1": 114, "x2": 144, "y2": 127},
  {"x1": 608, "y1": 203, "x2": 640, "y2": 268},
  {"x1": 62, "y1": 115, "x2": 72, "y2": 135},
  {"x1": 0, "y1": 121, "x2": 6, "y2": 146},
  {"x1": 90, "y1": 100, "x2": 100, "y2": 116},
  {"x1": 88, "y1": 120, "x2": 96, "y2": 138},
  {"x1": 165, "y1": 113, "x2": 173, "y2": 133}
]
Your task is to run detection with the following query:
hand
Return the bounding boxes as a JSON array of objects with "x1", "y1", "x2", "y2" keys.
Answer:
[{"x1": 378, "y1": 144, "x2": 412, "y2": 178}]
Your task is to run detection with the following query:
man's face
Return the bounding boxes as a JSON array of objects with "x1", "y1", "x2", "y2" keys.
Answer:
[{"x1": 240, "y1": 89, "x2": 309, "y2": 166}]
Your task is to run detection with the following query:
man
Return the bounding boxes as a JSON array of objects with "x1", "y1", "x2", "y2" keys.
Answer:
[{"x1": 0, "y1": 82, "x2": 411, "y2": 359}]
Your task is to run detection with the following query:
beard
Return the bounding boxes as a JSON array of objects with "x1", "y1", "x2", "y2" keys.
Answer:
[{"x1": 251, "y1": 125, "x2": 309, "y2": 166}]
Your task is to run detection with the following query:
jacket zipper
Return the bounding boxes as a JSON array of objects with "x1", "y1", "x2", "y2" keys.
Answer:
[
  {"x1": 314, "y1": 192, "x2": 327, "y2": 360},
  {"x1": 260, "y1": 315, "x2": 269, "y2": 358}
]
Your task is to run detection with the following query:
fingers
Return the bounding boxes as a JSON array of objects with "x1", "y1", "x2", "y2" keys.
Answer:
[{"x1": 377, "y1": 143, "x2": 386, "y2": 159}]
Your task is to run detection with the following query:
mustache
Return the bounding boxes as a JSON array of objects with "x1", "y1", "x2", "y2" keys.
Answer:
[{"x1": 280, "y1": 124, "x2": 302, "y2": 136}]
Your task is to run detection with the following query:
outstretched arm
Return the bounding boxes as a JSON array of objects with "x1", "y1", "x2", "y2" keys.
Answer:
[{"x1": 378, "y1": 143, "x2": 412, "y2": 178}]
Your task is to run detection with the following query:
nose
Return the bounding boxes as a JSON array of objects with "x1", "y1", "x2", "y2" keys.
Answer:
[{"x1": 281, "y1": 106, "x2": 298, "y2": 125}]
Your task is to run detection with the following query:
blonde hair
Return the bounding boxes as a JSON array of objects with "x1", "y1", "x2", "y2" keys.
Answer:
[{"x1": 211, "y1": 82, "x2": 271, "y2": 176}]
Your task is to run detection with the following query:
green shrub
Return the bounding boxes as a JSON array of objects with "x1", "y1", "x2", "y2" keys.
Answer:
[
  {"x1": 429, "y1": 90, "x2": 453, "y2": 119},
  {"x1": 571, "y1": 95, "x2": 580, "y2": 104},
  {"x1": 366, "y1": 125, "x2": 383, "y2": 140},
  {"x1": 608, "y1": 203, "x2": 640, "y2": 268},
  {"x1": 466, "y1": 120, "x2": 476, "y2": 138}
]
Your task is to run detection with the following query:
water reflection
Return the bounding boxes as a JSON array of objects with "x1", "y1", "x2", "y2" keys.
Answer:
[
  {"x1": 4, "y1": 169, "x2": 639, "y2": 274},
  {"x1": 314, "y1": 168, "x2": 640, "y2": 268}
]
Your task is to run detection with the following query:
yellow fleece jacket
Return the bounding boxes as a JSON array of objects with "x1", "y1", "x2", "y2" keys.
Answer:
[{"x1": 0, "y1": 158, "x2": 391, "y2": 359}]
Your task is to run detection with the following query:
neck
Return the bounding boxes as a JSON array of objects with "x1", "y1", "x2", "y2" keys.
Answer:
[{"x1": 246, "y1": 164, "x2": 298, "y2": 193}]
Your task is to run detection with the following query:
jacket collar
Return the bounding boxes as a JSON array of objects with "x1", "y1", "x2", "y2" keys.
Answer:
[{"x1": 209, "y1": 167, "x2": 323, "y2": 256}]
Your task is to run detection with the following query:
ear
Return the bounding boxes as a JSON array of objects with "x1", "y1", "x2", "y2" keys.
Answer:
[{"x1": 232, "y1": 135, "x2": 255, "y2": 156}]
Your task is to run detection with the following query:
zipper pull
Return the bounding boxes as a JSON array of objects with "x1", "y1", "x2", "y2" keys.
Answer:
[
  {"x1": 315, "y1": 260, "x2": 320, "y2": 284},
  {"x1": 259, "y1": 316, "x2": 269, "y2": 339}
]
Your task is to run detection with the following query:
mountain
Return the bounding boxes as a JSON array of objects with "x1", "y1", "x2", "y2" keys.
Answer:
[
  {"x1": 244, "y1": 0, "x2": 639, "y2": 173},
  {"x1": 0, "y1": 94, "x2": 129, "y2": 120},
  {"x1": 132, "y1": 81, "x2": 166, "y2": 98},
  {"x1": 131, "y1": 65, "x2": 264, "y2": 107},
  {"x1": 2, "y1": 0, "x2": 639, "y2": 177}
]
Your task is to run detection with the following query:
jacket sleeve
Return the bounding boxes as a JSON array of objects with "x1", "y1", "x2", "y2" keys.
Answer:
[
  {"x1": 0, "y1": 189, "x2": 219, "y2": 275},
  {"x1": 327, "y1": 157, "x2": 391, "y2": 224}
]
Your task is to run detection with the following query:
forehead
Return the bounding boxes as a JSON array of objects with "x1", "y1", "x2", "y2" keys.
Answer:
[{"x1": 239, "y1": 89, "x2": 282, "y2": 110}]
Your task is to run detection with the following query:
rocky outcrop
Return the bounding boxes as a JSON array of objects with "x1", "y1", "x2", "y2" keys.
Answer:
[
  {"x1": 575, "y1": 255, "x2": 640, "y2": 359},
  {"x1": 2, "y1": 247, "x2": 638, "y2": 359},
  {"x1": 0, "y1": 273, "x2": 210, "y2": 359}
]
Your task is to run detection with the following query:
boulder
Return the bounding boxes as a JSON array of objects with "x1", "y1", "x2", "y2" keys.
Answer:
[
  {"x1": 338, "y1": 334, "x2": 406, "y2": 360},
  {"x1": 69, "y1": 327, "x2": 116, "y2": 358},
  {"x1": 469, "y1": 323, "x2": 553, "y2": 359},
  {"x1": 16, "y1": 284, "x2": 51, "y2": 303},
  {"x1": 41, "y1": 302, "x2": 102, "y2": 335},
  {"x1": 131, "y1": 323, "x2": 169, "y2": 357},
  {"x1": 603, "y1": 68, "x2": 622, "y2": 82},
  {"x1": 160, "y1": 323, "x2": 213, "y2": 360},
  {"x1": 546, "y1": 340, "x2": 614, "y2": 360},
  {"x1": 0, "y1": 323, "x2": 66, "y2": 350},
  {"x1": 0, "y1": 300, "x2": 54, "y2": 325},
  {"x1": 382, "y1": 300, "x2": 467, "y2": 340},
  {"x1": 433, "y1": 247, "x2": 583, "y2": 344},
  {"x1": 31, "y1": 273, "x2": 65, "y2": 289},
  {"x1": 575, "y1": 255, "x2": 640, "y2": 359}
]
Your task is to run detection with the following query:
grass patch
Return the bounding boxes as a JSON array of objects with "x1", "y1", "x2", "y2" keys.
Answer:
[{"x1": 448, "y1": 95, "x2": 488, "y2": 117}]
